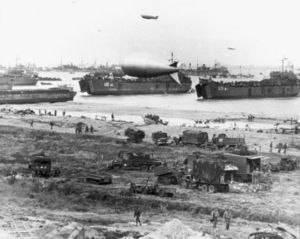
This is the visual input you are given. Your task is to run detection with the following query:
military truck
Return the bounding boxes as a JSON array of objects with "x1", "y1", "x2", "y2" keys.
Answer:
[
  {"x1": 184, "y1": 152, "x2": 238, "y2": 193},
  {"x1": 181, "y1": 130, "x2": 208, "y2": 146},
  {"x1": 152, "y1": 131, "x2": 169, "y2": 146},
  {"x1": 214, "y1": 134, "x2": 246, "y2": 148},
  {"x1": 108, "y1": 151, "x2": 162, "y2": 171},
  {"x1": 28, "y1": 156, "x2": 61, "y2": 178},
  {"x1": 223, "y1": 153, "x2": 261, "y2": 182}
]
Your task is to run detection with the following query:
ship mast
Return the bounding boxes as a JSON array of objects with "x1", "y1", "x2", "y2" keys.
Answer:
[{"x1": 281, "y1": 57, "x2": 288, "y2": 72}]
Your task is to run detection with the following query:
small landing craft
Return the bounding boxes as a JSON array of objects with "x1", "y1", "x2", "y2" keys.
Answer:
[{"x1": 141, "y1": 14, "x2": 159, "y2": 20}]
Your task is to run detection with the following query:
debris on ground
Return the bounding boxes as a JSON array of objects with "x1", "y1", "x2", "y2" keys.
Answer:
[
  {"x1": 14, "y1": 108, "x2": 35, "y2": 115},
  {"x1": 141, "y1": 219, "x2": 212, "y2": 239},
  {"x1": 229, "y1": 182, "x2": 271, "y2": 193}
]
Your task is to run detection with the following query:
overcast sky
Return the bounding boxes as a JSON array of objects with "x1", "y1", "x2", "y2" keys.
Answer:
[{"x1": 0, "y1": 0, "x2": 300, "y2": 67}]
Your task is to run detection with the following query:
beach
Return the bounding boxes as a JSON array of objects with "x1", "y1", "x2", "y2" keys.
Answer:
[{"x1": 0, "y1": 105, "x2": 299, "y2": 238}]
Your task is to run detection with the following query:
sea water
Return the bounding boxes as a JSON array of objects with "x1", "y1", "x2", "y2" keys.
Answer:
[{"x1": 9, "y1": 71, "x2": 300, "y2": 127}]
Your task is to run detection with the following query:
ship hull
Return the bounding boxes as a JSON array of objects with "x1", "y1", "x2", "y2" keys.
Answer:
[
  {"x1": 80, "y1": 73, "x2": 191, "y2": 95},
  {"x1": 196, "y1": 83, "x2": 300, "y2": 99},
  {"x1": 0, "y1": 89, "x2": 76, "y2": 104},
  {"x1": 0, "y1": 76, "x2": 38, "y2": 86}
]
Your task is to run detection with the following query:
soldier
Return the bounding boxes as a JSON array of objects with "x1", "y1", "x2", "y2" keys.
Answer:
[
  {"x1": 85, "y1": 125, "x2": 89, "y2": 133},
  {"x1": 283, "y1": 143, "x2": 287, "y2": 154},
  {"x1": 223, "y1": 209, "x2": 232, "y2": 230},
  {"x1": 30, "y1": 120, "x2": 34, "y2": 127},
  {"x1": 111, "y1": 113, "x2": 115, "y2": 121},
  {"x1": 212, "y1": 134, "x2": 217, "y2": 144},
  {"x1": 54, "y1": 110, "x2": 57, "y2": 116},
  {"x1": 278, "y1": 143, "x2": 282, "y2": 153},
  {"x1": 211, "y1": 208, "x2": 219, "y2": 228},
  {"x1": 62, "y1": 110, "x2": 66, "y2": 117},
  {"x1": 134, "y1": 207, "x2": 142, "y2": 226},
  {"x1": 90, "y1": 125, "x2": 94, "y2": 134},
  {"x1": 50, "y1": 121, "x2": 54, "y2": 130},
  {"x1": 269, "y1": 142, "x2": 273, "y2": 153}
]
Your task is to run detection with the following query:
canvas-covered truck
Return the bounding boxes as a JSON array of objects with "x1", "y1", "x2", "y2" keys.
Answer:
[
  {"x1": 215, "y1": 134, "x2": 246, "y2": 148},
  {"x1": 181, "y1": 130, "x2": 209, "y2": 146}
]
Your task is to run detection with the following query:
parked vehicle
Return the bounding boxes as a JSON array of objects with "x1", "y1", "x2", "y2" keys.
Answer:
[
  {"x1": 129, "y1": 181, "x2": 174, "y2": 197},
  {"x1": 28, "y1": 156, "x2": 61, "y2": 178},
  {"x1": 108, "y1": 151, "x2": 162, "y2": 171},
  {"x1": 152, "y1": 131, "x2": 169, "y2": 146},
  {"x1": 181, "y1": 130, "x2": 208, "y2": 146},
  {"x1": 223, "y1": 153, "x2": 262, "y2": 182},
  {"x1": 76, "y1": 173, "x2": 112, "y2": 185}
]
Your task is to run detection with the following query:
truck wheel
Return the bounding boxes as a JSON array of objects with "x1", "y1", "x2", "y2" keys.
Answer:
[
  {"x1": 208, "y1": 185, "x2": 216, "y2": 193},
  {"x1": 200, "y1": 185, "x2": 208, "y2": 192}
]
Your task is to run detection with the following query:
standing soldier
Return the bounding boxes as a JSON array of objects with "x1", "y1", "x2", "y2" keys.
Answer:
[
  {"x1": 90, "y1": 125, "x2": 94, "y2": 134},
  {"x1": 223, "y1": 209, "x2": 232, "y2": 230},
  {"x1": 85, "y1": 125, "x2": 89, "y2": 133},
  {"x1": 30, "y1": 120, "x2": 34, "y2": 127},
  {"x1": 283, "y1": 143, "x2": 287, "y2": 154},
  {"x1": 111, "y1": 113, "x2": 115, "y2": 121},
  {"x1": 50, "y1": 121, "x2": 54, "y2": 130},
  {"x1": 54, "y1": 110, "x2": 57, "y2": 116},
  {"x1": 134, "y1": 206, "x2": 142, "y2": 226},
  {"x1": 211, "y1": 208, "x2": 219, "y2": 228},
  {"x1": 63, "y1": 110, "x2": 66, "y2": 117},
  {"x1": 278, "y1": 143, "x2": 282, "y2": 153},
  {"x1": 269, "y1": 142, "x2": 273, "y2": 153}
]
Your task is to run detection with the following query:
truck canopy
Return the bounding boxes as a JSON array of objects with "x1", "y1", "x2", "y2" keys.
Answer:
[{"x1": 182, "y1": 130, "x2": 208, "y2": 145}]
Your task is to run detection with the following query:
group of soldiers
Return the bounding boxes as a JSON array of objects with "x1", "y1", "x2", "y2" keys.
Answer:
[
  {"x1": 75, "y1": 124, "x2": 94, "y2": 134},
  {"x1": 269, "y1": 142, "x2": 288, "y2": 154},
  {"x1": 38, "y1": 109, "x2": 66, "y2": 117},
  {"x1": 133, "y1": 207, "x2": 232, "y2": 230},
  {"x1": 211, "y1": 208, "x2": 232, "y2": 230}
]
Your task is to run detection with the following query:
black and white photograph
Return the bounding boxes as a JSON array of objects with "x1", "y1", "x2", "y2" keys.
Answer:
[{"x1": 0, "y1": 0, "x2": 299, "y2": 238}]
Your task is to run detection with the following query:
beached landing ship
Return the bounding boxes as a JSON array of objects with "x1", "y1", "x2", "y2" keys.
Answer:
[
  {"x1": 196, "y1": 71, "x2": 300, "y2": 99},
  {"x1": 79, "y1": 54, "x2": 192, "y2": 95},
  {"x1": 79, "y1": 71, "x2": 191, "y2": 95},
  {"x1": 0, "y1": 85, "x2": 76, "y2": 104}
]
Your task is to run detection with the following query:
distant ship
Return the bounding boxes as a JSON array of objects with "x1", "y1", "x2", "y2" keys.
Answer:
[
  {"x1": 0, "y1": 85, "x2": 76, "y2": 104},
  {"x1": 0, "y1": 68, "x2": 38, "y2": 86},
  {"x1": 79, "y1": 72, "x2": 192, "y2": 95},
  {"x1": 195, "y1": 71, "x2": 300, "y2": 99}
]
